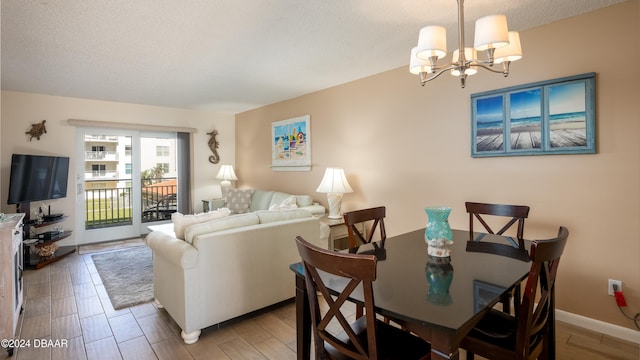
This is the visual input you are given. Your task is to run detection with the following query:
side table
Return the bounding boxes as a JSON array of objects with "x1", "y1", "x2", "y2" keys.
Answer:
[
  {"x1": 318, "y1": 216, "x2": 364, "y2": 250},
  {"x1": 202, "y1": 198, "x2": 225, "y2": 212}
]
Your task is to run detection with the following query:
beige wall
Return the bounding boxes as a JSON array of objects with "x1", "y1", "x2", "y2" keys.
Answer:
[
  {"x1": 236, "y1": 1, "x2": 640, "y2": 330},
  {"x1": 1, "y1": 91, "x2": 235, "y2": 244}
]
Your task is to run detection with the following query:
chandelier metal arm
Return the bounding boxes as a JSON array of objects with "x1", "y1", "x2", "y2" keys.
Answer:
[
  {"x1": 419, "y1": 65, "x2": 457, "y2": 85},
  {"x1": 469, "y1": 61, "x2": 510, "y2": 76}
]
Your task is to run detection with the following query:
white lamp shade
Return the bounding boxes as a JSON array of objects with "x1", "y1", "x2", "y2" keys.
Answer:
[
  {"x1": 416, "y1": 25, "x2": 447, "y2": 60},
  {"x1": 450, "y1": 48, "x2": 478, "y2": 76},
  {"x1": 216, "y1": 165, "x2": 238, "y2": 181},
  {"x1": 316, "y1": 168, "x2": 353, "y2": 194},
  {"x1": 410, "y1": 46, "x2": 433, "y2": 74},
  {"x1": 494, "y1": 31, "x2": 522, "y2": 63},
  {"x1": 474, "y1": 14, "x2": 509, "y2": 51}
]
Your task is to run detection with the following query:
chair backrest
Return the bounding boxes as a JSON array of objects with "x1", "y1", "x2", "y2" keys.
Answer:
[
  {"x1": 295, "y1": 236, "x2": 380, "y2": 360},
  {"x1": 343, "y1": 206, "x2": 387, "y2": 248},
  {"x1": 516, "y1": 226, "x2": 569, "y2": 359},
  {"x1": 465, "y1": 201, "x2": 530, "y2": 261}
]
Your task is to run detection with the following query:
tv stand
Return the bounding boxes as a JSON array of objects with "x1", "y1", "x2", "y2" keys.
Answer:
[{"x1": 22, "y1": 214, "x2": 75, "y2": 270}]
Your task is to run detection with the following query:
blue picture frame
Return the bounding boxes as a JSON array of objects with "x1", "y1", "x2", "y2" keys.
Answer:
[{"x1": 471, "y1": 73, "x2": 596, "y2": 157}]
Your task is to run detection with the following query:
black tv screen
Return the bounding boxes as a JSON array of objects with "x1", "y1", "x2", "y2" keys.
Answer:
[{"x1": 7, "y1": 154, "x2": 70, "y2": 205}]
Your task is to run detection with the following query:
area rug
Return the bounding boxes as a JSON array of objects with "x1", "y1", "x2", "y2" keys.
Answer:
[{"x1": 92, "y1": 246, "x2": 153, "y2": 309}]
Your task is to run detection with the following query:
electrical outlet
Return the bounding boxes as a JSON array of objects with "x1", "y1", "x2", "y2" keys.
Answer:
[{"x1": 608, "y1": 279, "x2": 622, "y2": 296}]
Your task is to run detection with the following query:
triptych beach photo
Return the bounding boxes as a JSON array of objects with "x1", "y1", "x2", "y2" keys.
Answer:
[{"x1": 472, "y1": 73, "x2": 595, "y2": 157}]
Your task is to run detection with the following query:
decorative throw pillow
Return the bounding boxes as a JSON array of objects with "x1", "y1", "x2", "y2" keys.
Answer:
[
  {"x1": 226, "y1": 188, "x2": 254, "y2": 214},
  {"x1": 295, "y1": 195, "x2": 313, "y2": 207},
  {"x1": 268, "y1": 196, "x2": 299, "y2": 211},
  {"x1": 171, "y1": 208, "x2": 231, "y2": 240}
]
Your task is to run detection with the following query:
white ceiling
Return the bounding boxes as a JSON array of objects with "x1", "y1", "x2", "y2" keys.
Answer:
[{"x1": 1, "y1": 0, "x2": 626, "y2": 114}]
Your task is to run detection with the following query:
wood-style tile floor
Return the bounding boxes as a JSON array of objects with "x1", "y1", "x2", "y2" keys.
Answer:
[{"x1": 5, "y1": 245, "x2": 639, "y2": 360}]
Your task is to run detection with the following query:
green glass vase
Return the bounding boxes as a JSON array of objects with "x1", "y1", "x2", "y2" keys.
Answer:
[{"x1": 424, "y1": 206, "x2": 453, "y2": 257}]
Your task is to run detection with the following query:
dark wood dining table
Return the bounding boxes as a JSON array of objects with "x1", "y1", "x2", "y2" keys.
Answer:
[{"x1": 290, "y1": 228, "x2": 534, "y2": 360}]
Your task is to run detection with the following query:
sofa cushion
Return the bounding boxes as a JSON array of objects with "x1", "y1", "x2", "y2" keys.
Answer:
[
  {"x1": 250, "y1": 189, "x2": 275, "y2": 212},
  {"x1": 268, "y1": 195, "x2": 298, "y2": 211},
  {"x1": 226, "y1": 188, "x2": 254, "y2": 214},
  {"x1": 255, "y1": 209, "x2": 312, "y2": 224},
  {"x1": 185, "y1": 212, "x2": 260, "y2": 244},
  {"x1": 269, "y1": 191, "x2": 294, "y2": 207},
  {"x1": 171, "y1": 208, "x2": 231, "y2": 240},
  {"x1": 295, "y1": 195, "x2": 314, "y2": 207}
]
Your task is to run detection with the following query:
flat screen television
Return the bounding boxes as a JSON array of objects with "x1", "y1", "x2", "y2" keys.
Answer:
[{"x1": 7, "y1": 154, "x2": 70, "y2": 205}]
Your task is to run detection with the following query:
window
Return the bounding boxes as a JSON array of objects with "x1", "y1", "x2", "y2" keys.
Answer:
[
  {"x1": 89, "y1": 145, "x2": 106, "y2": 160},
  {"x1": 125, "y1": 145, "x2": 132, "y2": 157},
  {"x1": 156, "y1": 146, "x2": 170, "y2": 157},
  {"x1": 125, "y1": 163, "x2": 132, "y2": 175},
  {"x1": 92, "y1": 164, "x2": 106, "y2": 176},
  {"x1": 156, "y1": 163, "x2": 170, "y2": 174}
]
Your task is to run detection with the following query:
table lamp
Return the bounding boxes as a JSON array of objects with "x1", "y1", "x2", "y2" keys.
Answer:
[
  {"x1": 316, "y1": 167, "x2": 353, "y2": 219},
  {"x1": 216, "y1": 165, "x2": 238, "y2": 199}
]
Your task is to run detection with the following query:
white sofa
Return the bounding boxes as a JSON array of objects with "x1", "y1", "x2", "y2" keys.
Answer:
[
  {"x1": 224, "y1": 188, "x2": 326, "y2": 215},
  {"x1": 146, "y1": 208, "x2": 329, "y2": 344}
]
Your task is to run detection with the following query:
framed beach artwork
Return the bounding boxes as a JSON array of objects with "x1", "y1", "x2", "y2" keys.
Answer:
[
  {"x1": 471, "y1": 73, "x2": 596, "y2": 157},
  {"x1": 271, "y1": 115, "x2": 311, "y2": 171}
]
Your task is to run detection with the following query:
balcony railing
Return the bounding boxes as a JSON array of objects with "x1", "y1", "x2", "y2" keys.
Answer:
[
  {"x1": 84, "y1": 170, "x2": 119, "y2": 180},
  {"x1": 85, "y1": 135, "x2": 119, "y2": 142},
  {"x1": 85, "y1": 177, "x2": 177, "y2": 229},
  {"x1": 85, "y1": 151, "x2": 119, "y2": 161}
]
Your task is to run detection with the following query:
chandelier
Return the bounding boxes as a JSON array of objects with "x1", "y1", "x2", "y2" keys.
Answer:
[{"x1": 409, "y1": 0, "x2": 522, "y2": 88}]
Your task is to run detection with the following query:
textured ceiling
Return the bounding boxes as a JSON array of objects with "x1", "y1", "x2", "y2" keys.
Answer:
[{"x1": 1, "y1": 0, "x2": 626, "y2": 114}]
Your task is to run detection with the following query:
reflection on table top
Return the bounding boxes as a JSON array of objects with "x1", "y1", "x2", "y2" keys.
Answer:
[{"x1": 291, "y1": 228, "x2": 531, "y2": 333}]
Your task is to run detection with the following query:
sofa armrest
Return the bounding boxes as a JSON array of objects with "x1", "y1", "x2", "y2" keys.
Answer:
[{"x1": 147, "y1": 231, "x2": 198, "y2": 269}]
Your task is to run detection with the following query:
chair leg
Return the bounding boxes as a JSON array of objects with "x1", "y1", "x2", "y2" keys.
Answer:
[
  {"x1": 356, "y1": 304, "x2": 363, "y2": 319},
  {"x1": 500, "y1": 285, "x2": 520, "y2": 314},
  {"x1": 513, "y1": 286, "x2": 521, "y2": 315},
  {"x1": 501, "y1": 294, "x2": 511, "y2": 314}
]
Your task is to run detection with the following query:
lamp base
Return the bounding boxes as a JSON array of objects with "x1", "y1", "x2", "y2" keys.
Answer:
[
  {"x1": 326, "y1": 193, "x2": 344, "y2": 220},
  {"x1": 220, "y1": 180, "x2": 231, "y2": 199}
]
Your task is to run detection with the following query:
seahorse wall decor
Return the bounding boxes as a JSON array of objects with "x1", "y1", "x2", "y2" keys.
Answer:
[
  {"x1": 25, "y1": 120, "x2": 47, "y2": 141},
  {"x1": 207, "y1": 129, "x2": 220, "y2": 164}
]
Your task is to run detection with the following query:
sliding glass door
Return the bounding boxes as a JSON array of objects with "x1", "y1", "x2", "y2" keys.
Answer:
[{"x1": 76, "y1": 128, "x2": 179, "y2": 243}]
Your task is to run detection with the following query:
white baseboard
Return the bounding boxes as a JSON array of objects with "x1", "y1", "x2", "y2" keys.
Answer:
[{"x1": 556, "y1": 309, "x2": 640, "y2": 344}]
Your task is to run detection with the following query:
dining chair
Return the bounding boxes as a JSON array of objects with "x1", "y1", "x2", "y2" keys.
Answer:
[
  {"x1": 343, "y1": 206, "x2": 387, "y2": 319},
  {"x1": 465, "y1": 201, "x2": 530, "y2": 261},
  {"x1": 461, "y1": 226, "x2": 569, "y2": 360},
  {"x1": 343, "y1": 206, "x2": 387, "y2": 249},
  {"x1": 295, "y1": 236, "x2": 431, "y2": 360},
  {"x1": 466, "y1": 201, "x2": 530, "y2": 313}
]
